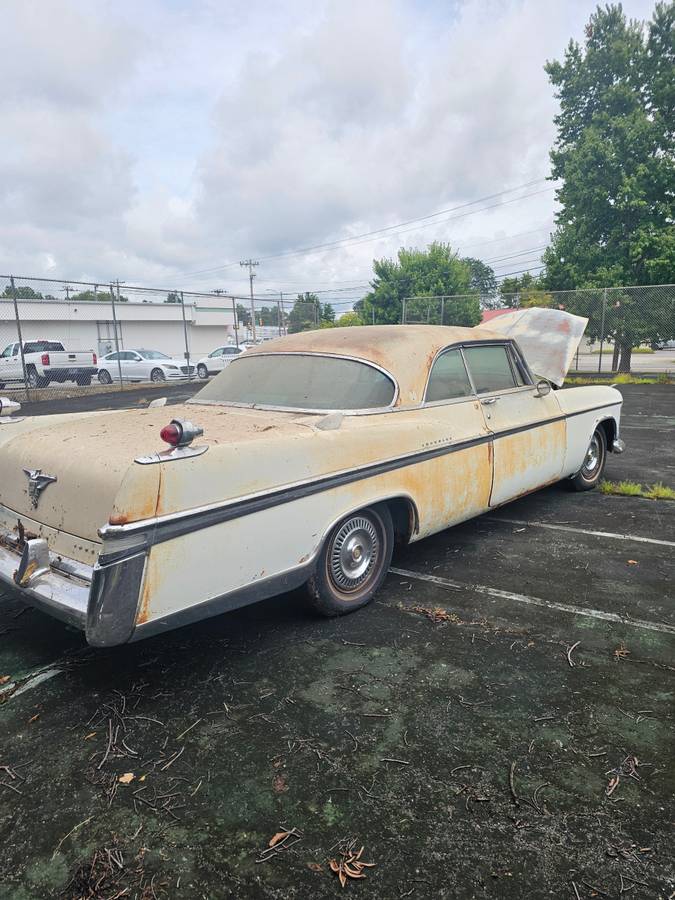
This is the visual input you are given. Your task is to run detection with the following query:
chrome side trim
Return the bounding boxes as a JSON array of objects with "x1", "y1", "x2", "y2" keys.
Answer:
[
  {"x1": 99, "y1": 401, "x2": 622, "y2": 557},
  {"x1": 132, "y1": 560, "x2": 313, "y2": 641}
]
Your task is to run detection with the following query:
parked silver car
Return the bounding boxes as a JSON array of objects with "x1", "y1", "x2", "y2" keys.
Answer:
[
  {"x1": 196, "y1": 344, "x2": 247, "y2": 379},
  {"x1": 97, "y1": 349, "x2": 194, "y2": 384}
]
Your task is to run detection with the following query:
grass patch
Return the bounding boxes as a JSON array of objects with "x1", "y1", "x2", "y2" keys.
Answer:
[
  {"x1": 599, "y1": 479, "x2": 675, "y2": 500},
  {"x1": 590, "y1": 346, "x2": 655, "y2": 354},
  {"x1": 566, "y1": 373, "x2": 674, "y2": 385}
]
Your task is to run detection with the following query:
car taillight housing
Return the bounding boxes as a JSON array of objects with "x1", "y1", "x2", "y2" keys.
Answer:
[
  {"x1": 159, "y1": 418, "x2": 204, "y2": 448},
  {"x1": 41, "y1": 353, "x2": 50, "y2": 366},
  {"x1": 93, "y1": 353, "x2": 97, "y2": 365}
]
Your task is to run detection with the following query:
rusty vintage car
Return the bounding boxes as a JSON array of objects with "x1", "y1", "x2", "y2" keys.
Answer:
[{"x1": 0, "y1": 310, "x2": 624, "y2": 646}]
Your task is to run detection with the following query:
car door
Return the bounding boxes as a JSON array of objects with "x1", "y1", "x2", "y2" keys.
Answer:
[
  {"x1": 208, "y1": 348, "x2": 225, "y2": 372},
  {"x1": 462, "y1": 342, "x2": 565, "y2": 507},
  {"x1": 415, "y1": 347, "x2": 493, "y2": 535},
  {"x1": 0, "y1": 343, "x2": 21, "y2": 383},
  {"x1": 125, "y1": 352, "x2": 146, "y2": 380}
]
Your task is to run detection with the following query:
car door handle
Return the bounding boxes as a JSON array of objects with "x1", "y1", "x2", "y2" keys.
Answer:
[{"x1": 481, "y1": 397, "x2": 499, "y2": 405}]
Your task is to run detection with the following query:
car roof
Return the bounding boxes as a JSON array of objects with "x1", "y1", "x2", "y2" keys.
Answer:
[{"x1": 243, "y1": 324, "x2": 504, "y2": 405}]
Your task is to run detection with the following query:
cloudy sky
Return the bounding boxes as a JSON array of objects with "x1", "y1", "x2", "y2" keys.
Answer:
[{"x1": 0, "y1": 0, "x2": 656, "y2": 308}]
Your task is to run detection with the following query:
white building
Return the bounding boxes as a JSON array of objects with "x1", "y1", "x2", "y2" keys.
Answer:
[{"x1": 0, "y1": 296, "x2": 238, "y2": 360}]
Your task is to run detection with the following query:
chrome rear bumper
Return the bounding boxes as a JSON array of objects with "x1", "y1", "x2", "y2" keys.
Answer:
[{"x1": 0, "y1": 537, "x2": 91, "y2": 630}]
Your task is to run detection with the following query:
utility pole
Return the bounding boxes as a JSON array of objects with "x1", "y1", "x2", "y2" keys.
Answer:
[{"x1": 240, "y1": 259, "x2": 259, "y2": 342}]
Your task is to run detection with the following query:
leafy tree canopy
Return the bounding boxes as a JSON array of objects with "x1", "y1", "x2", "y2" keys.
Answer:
[
  {"x1": 2, "y1": 285, "x2": 44, "y2": 300},
  {"x1": 335, "y1": 311, "x2": 364, "y2": 327},
  {"x1": 542, "y1": 2, "x2": 675, "y2": 368},
  {"x1": 287, "y1": 293, "x2": 334, "y2": 333},
  {"x1": 356, "y1": 242, "x2": 480, "y2": 326}
]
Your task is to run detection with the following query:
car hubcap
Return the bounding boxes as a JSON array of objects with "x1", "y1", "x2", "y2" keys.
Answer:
[
  {"x1": 582, "y1": 435, "x2": 601, "y2": 477},
  {"x1": 329, "y1": 515, "x2": 379, "y2": 593}
]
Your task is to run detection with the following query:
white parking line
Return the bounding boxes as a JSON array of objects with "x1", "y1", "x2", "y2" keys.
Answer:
[
  {"x1": 485, "y1": 517, "x2": 675, "y2": 548},
  {"x1": 389, "y1": 567, "x2": 675, "y2": 636}
]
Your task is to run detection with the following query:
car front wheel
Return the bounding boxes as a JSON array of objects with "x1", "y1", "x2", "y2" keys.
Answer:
[
  {"x1": 569, "y1": 427, "x2": 607, "y2": 491},
  {"x1": 197, "y1": 364, "x2": 208, "y2": 379},
  {"x1": 151, "y1": 368, "x2": 166, "y2": 383},
  {"x1": 306, "y1": 505, "x2": 394, "y2": 616}
]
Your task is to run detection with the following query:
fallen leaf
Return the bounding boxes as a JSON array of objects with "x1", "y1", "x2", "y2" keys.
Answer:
[
  {"x1": 329, "y1": 860, "x2": 340, "y2": 873},
  {"x1": 84, "y1": 732, "x2": 97, "y2": 740},
  {"x1": 28, "y1": 714, "x2": 40, "y2": 723},
  {"x1": 0, "y1": 675, "x2": 11, "y2": 685},
  {"x1": 627, "y1": 560, "x2": 638, "y2": 565},
  {"x1": 118, "y1": 773, "x2": 135, "y2": 784},
  {"x1": 272, "y1": 773, "x2": 288, "y2": 793},
  {"x1": 139, "y1": 774, "x2": 147, "y2": 782},
  {"x1": 307, "y1": 862, "x2": 324, "y2": 873},
  {"x1": 269, "y1": 831, "x2": 290, "y2": 848},
  {"x1": 339, "y1": 870, "x2": 347, "y2": 888}
]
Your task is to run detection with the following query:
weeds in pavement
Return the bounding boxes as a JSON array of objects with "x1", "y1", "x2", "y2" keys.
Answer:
[{"x1": 599, "y1": 479, "x2": 675, "y2": 500}]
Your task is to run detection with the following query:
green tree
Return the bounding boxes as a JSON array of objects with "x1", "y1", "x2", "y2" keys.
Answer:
[
  {"x1": 542, "y1": 2, "x2": 675, "y2": 370},
  {"x1": 236, "y1": 303, "x2": 251, "y2": 328},
  {"x1": 336, "y1": 311, "x2": 364, "y2": 327},
  {"x1": 287, "y1": 292, "x2": 331, "y2": 333},
  {"x1": 499, "y1": 272, "x2": 550, "y2": 307},
  {"x1": 356, "y1": 242, "x2": 479, "y2": 325},
  {"x1": 463, "y1": 257, "x2": 498, "y2": 300},
  {"x1": 2, "y1": 285, "x2": 44, "y2": 299},
  {"x1": 70, "y1": 288, "x2": 129, "y2": 302},
  {"x1": 165, "y1": 291, "x2": 181, "y2": 304}
]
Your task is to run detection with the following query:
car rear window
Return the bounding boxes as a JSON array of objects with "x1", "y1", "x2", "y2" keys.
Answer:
[
  {"x1": 195, "y1": 353, "x2": 396, "y2": 410},
  {"x1": 24, "y1": 341, "x2": 64, "y2": 353}
]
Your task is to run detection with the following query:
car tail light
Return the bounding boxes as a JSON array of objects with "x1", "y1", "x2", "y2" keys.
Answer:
[
  {"x1": 159, "y1": 418, "x2": 204, "y2": 448},
  {"x1": 160, "y1": 422, "x2": 183, "y2": 446},
  {"x1": 93, "y1": 353, "x2": 97, "y2": 365},
  {"x1": 41, "y1": 353, "x2": 50, "y2": 366}
]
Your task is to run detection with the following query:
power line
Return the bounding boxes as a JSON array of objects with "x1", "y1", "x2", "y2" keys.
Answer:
[{"x1": 175, "y1": 177, "x2": 551, "y2": 279}]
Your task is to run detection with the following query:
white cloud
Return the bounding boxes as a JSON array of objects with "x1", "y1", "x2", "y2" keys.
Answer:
[{"x1": 0, "y1": 0, "x2": 659, "y2": 301}]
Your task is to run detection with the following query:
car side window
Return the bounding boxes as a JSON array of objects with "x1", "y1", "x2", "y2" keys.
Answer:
[
  {"x1": 107, "y1": 352, "x2": 120, "y2": 361},
  {"x1": 508, "y1": 346, "x2": 528, "y2": 386},
  {"x1": 118, "y1": 351, "x2": 135, "y2": 361},
  {"x1": 464, "y1": 345, "x2": 517, "y2": 394},
  {"x1": 1, "y1": 344, "x2": 13, "y2": 358},
  {"x1": 426, "y1": 349, "x2": 473, "y2": 402},
  {"x1": 223, "y1": 347, "x2": 237, "y2": 355},
  {"x1": 209, "y1": 349, "x2": 223, "y2": 357}
]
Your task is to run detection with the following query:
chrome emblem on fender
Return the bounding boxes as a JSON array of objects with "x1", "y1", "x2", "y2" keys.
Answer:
[{"x1": 23, "y1": 469, "x2": 57, "y2": 509}]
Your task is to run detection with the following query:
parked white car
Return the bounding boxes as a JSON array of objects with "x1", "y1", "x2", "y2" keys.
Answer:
[
  {"x1": 196, "y1": 344, "x2": 247, "y2": 379},
  {"x1": 97, "y1": 349, "x2": 195, "y2": 384},
  {"x1": 0, "y1": 309, "x2": 625, "y2": 647}
]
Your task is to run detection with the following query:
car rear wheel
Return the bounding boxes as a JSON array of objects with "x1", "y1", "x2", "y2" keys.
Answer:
[
  {"x1": 306, "y1": 505, "x2": 394, "y2": 616},
  {"x1": 197, "y1": 364, "x2": 208, "y2": 379},
  {"x1": 26, "y1": 367, "x2": 46, "y2": 388},
  {"x1": 98, "y1": 369, "x2": 112, "y2": 384},
  {"x1": 569, "y1": 427, "x2": 607, "y2": 491},
  {"x1": 151, "y1": 368, "x2": 166, "y2": 383}
]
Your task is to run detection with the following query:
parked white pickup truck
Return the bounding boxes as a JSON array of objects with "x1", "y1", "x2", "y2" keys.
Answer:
[{"x1": 0, "y1": 340, "x2": 98, "y2": 388}]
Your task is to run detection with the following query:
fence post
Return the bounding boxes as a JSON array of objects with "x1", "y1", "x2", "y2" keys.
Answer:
[
  {"x1": 232, "y1": 297, "x2": 240, "y2": 349},
  {"x1": 597, "y1": 288, "x2": 607, "y2": 374},
  {"x1": 401, "y1": 298, "x2": 406, "y2": 324},
  {"x1": 109, "y1": 283, "x2": 124, "y2": 388},
  {"x1": 277, "y1": 297, "x2": 282, "y2": 336},
  {"x1": 9, "y1": 276, "x2": 31, "y2": 402},
  {"x1": 180, "y1": 291, "x2": 192, "y2": 379}
]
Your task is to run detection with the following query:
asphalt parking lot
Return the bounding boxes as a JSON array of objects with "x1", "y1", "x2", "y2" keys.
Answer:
[{"x1": 1, "y1": 385, "x2": 673, "y2": 899}]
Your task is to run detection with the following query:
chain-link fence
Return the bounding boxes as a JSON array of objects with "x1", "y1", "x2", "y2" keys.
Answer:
[
  {"x1": 402, "y1": 284, "x2": 675, "y2": 375},
  {"x1": 1, "y1": 275, "x2": 673, "y2": 399}
]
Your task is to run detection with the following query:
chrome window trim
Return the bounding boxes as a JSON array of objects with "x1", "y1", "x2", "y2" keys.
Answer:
[
  {"x1": 424, "y1": 347, "x2": 474, "y2": 405},
  {"x1": 187, "y1": 351, "x2": 400, "y2": 415},
  {"x1": 422, "y1": 339, "x2": 534, "y2": 405}
]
